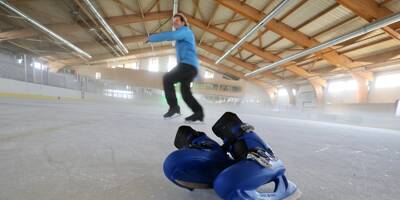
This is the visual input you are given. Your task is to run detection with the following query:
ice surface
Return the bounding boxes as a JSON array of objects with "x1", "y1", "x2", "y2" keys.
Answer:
[{"x1": 0, "y1": 98, "x2": 400, "y2": 200}]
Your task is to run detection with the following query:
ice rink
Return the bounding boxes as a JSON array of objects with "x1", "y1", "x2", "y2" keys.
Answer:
[{"x1": 1, "y1": 98, "x2": 400, "y2": 200}]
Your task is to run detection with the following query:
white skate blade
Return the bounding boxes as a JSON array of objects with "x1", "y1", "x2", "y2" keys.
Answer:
[
  {"x1": 184, "y1": 120, "x2": 205, "y2": 124},
  {"x1": 284, "y1": 189, "x2": 302, "y2": 200},
  {"x1": 164, "y1": 113, "x2": 181, "y2": 120},
  {"x1": 175, "y1": 179, "x2": 211, "y2": 189}
]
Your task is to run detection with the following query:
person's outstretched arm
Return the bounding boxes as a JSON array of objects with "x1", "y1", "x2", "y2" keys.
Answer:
[{"x1": 148, "y1": 28, "x2": 188, "y2": 42}]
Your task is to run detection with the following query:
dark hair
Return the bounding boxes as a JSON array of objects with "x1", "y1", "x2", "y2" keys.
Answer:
[{"x1": 173, "y1": 13, "x2": 188, "y2": 26}]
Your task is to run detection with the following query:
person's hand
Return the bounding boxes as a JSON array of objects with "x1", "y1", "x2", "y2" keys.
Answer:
[{"x1": 144, "y1": 37, "x2": 149, "y2": 43}]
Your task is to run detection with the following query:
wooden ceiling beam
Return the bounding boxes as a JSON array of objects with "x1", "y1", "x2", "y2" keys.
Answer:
[
  {"x1": 60, "y1": 45, "x2": 275, "y2": 90},
  {"x1": 244, "y1": 6, "x2": 349, "y2": 62},
  {"x1": 192, "y1": 0, "x2": 206, "y2": 21},
  {"x1": 198, "y1": 4, "x2": 219, "y2": 45},
  {"x1": 337, "y1": 0, "x2": 400, "y2": 41},
  {"x1": 198, "y1": 44, "x2": 280, "y2": 80},
  {"x1": 0, "y1": 28, "x2": 39, "y2": 41},
  {"x1": 0, "y1": 10, "x2": 169, "y2": 41},
  {"x1": 185, "y1": 14, "x2": 324, "y2": 82},
  {"x1": 214, "y1": 0, "x2": 364, "y2": 69},
  {"x1": 0, "y1": 24, "x2": 81, "y2": 41},
  {"x1": 232, "y1": 0, "x2": 307, "y2": 60},
  {"x1": 293, "y1": 3, "x2": 339, "y2": 30},
  {"x1": 106, "y1": 10, "x2": 172, "y2": 26},
  {"x1": 277, "y1": 0, "x2": 307, "y2": 21},
  {"x1": 198, "y1": 54, "x2": 276, "y2": 90},
  {"x1": 112, "y1": 0, "x2": 136, "y2": 14},
  {"x1": 145, "y1": 0, "x2": 160, "y2": 12}
]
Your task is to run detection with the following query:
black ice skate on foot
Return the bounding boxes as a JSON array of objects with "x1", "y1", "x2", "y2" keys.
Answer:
[
  {"x1": 184, "y1": 112, "x2": 204, "y2": 124},
  {"x1": 163, "y1": 107, "x2": 181, "y2": 119}
]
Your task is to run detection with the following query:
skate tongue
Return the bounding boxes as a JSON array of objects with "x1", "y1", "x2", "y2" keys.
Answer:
[{"x1": 212, "y1": 112, "x2": 244, "y2": 140}]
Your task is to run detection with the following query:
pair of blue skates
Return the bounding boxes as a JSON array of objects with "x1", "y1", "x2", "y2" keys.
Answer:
[{"x1": 163, "y1": 112, "x2": 301, "y2": 200}]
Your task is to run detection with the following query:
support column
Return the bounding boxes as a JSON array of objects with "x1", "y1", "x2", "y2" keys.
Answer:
[
  {"x1": 284, "y1": 85, "x2": 297, "y2": 106},
  {"x1": 266, "y1": 87, "x2": 277, "y2": 106},
  {"x1": 351, "y1": 71, "x2": 373, "y2": 104},
  {"x1": 23, "y1": 54, "x2": 27, "y2": 82},
  {"x1": 309, "y1": 78, "x2": 326, "y2": 105}
]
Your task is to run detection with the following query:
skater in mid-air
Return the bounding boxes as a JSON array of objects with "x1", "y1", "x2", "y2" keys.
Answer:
[{"x1": 145, "y1": 13, "x2": 204, "y2": 123}]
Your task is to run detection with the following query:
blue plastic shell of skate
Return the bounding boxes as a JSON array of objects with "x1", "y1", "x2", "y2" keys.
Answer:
[{"x1": 163, "y1": 131, "x2": 299, "y2": 200}]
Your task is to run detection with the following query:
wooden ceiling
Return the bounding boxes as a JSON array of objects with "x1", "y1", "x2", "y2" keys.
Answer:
[{"x1": 1, "y1": 0, "x2": 400, "y2": 91}]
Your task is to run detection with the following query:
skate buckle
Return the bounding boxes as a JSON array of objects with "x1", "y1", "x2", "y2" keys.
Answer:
[
  {"x1": 240, "y1": 123, "x2": 255, "y2": 133},
  {"x1": 247, "y1": 149, "x2": 277, "y2": 168}
]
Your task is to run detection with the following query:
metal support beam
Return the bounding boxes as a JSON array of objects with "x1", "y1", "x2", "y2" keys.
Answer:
[
  {"x1": 215, "y1": 0, "x2": 292, "y2": 64},
  {"x1": 173, "y1": 0, "x2": 178, "y2": 30},
  {"x1": 82, "y1": 0, "x2": 128, "y2": 55},
  {"x1": 245, "y1": 12, "x2": 400, "y2": 77},
  {"x1": 337, "y1": 0, "x2": 400, "y2": 41},
  {"x1": 0, "y1": 0, "x2": 92, "y2": 59},
  {"x1": 215, "y1": 0, "x2": 366, "y2": 70},
  {"x1": 185, "y1": 14, "x2": 323, "y2": 82}
]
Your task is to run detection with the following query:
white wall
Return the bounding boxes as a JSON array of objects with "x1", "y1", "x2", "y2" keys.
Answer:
[
  {"x1": 276, "y1": 92, "x2": 289, "y2": 106},
  {"x1": 369, "y1": 86, "x2": 400, "y2": 103},
  {"x1": 324, "y1": 72, "x2": 400, "y2": 104},
  {"x1": 325, "y1": 88, "x2": 358, "y2": 104},
  {"x1": 296, "y1": 85, "x2": 317, "y2": 107},
  {"x1": 0, "y1": 78, "x2": 105, "y2": 100},
  {"x1": 242, "y1": 81, "x2": 271, "y2": 104},
  {"x1": 279, "y1": 74, "x2": 400, "y2": 107},
  {"x1": 0, "y1": 78, "x2": 80, "y2": 97}
]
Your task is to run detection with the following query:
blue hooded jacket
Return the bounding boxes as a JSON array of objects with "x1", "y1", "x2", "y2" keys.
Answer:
[{"x1": 148, "y1": 26, "x2": 199, "y2": 70}]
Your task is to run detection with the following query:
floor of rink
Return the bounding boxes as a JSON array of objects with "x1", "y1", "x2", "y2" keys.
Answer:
[{"x1": 0, "y1": 97, "x2": 399, "y2": 200}]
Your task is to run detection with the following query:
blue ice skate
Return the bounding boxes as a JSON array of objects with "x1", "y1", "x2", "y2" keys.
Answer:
[
  {"x1": 211, "y1": 112, "x2": 301, "y2": 200},
  {"x1": 163, "y1": 125, "x2": 233, "y2": 190}
]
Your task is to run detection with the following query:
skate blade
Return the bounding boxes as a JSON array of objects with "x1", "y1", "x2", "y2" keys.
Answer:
[
  {"x1": 184, "y1": 120, "x2": 205, "y2": 124},
  {"x1": 175, "y1": 180, "x2": 211, "y2": 189},
  {"x1": 284, "y1": 189, "x2": 302, "y2": 200},
  {"x1": 164, "y1": 114, "x2": 181, "y2": 120}
]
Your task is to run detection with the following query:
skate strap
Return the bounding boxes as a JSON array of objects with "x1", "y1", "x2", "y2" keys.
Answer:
[
  {"x1": 187, "y1": 141, "x2": 215, "y2": 149},
  {"x1": 220, "y1": 123, "x2": 253, "y2": 152}
]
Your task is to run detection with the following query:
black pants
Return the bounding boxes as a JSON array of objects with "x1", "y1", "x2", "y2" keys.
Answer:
[{"x1": 163, "y1": 63, "x2": 203, "y2": 113}]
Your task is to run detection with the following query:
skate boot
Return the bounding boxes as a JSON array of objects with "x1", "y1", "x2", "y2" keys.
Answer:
[
  {"x1": 163, "y1": 126, "x2": 233, "y2": 190},
  {"x1": 163, "y1": 106, "x2": 181, "y2": 119},
  {"x1": 184, "y1": 112, "x2": 204, "y2": 123},
  {"x1": 212, "y1": 112, "x2": 302, "y2": 200}
]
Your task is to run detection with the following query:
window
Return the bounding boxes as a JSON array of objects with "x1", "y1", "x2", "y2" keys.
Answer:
[
  {"x1": 95, "y1": 72, "x2": 101, "y2": 80},
  {"x1": 125, "y1": 62, "x2": 139, "y2": 70},
  {"x1": 375, "y1": 73, "x2": 400, "y2": 88},
  {"x1": 148, "y1": 57, "x2": 159, "y2": 72},
  {"x1": 104, "y1": 89, "x2": 133, "y2": 99},
  {"x1": 328, "y1": 80, "x2": 357, "y2": 93},
  {"x1": 204, "y1": 70, "x2": 214, "y2": 79},
  {"x1": 111, "y1": 64, "x2": 123, "y2": 69},
  {"x1": 167, "y1": 56, "x2": 177, "y2": 72},
  {"x1": 278, "y1": 88, "x2": 288, "y2": 96},
  {"x1": 33, "y1": 62, "x2": 42, "y2": 69}
]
